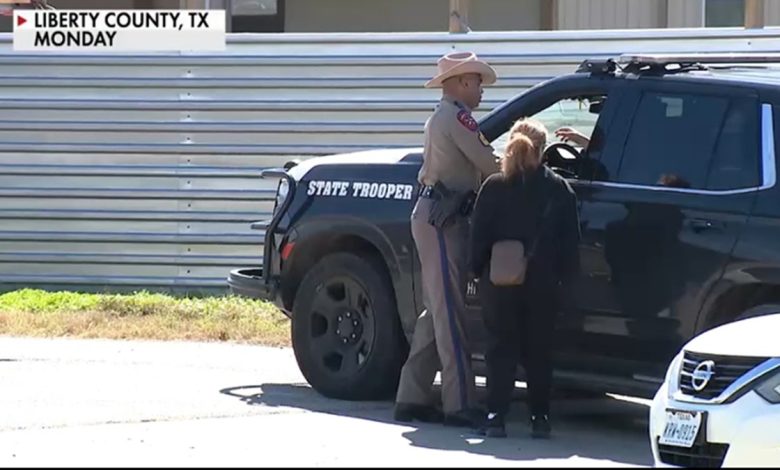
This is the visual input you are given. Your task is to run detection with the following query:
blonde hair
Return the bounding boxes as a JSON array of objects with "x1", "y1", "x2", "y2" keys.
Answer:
[{"x1": 502, "y1": 118, "x2": 548, "y2": 178}]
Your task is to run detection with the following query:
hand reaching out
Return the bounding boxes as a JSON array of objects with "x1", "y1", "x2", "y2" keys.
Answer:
[{"x1": 554, "y1": 127, "x2": 590, "y2": 148}]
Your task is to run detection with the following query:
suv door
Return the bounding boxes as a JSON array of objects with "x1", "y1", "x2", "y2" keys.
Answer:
[
  {"x1": 571, "y1": 79, "x2": 762, "y2": 384},
  {"x1": 467, "y1": 75, "x2": 624, "y2": 365}
]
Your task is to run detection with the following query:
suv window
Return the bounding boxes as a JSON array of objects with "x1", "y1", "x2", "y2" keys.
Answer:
[
  {"x1": 493, "y1": 96, "x2": 601, "y2": 155},
  {"x1": 706, "y1": 99, "x2": 760, "y2": 190},
  {"x1": 613, "y1": 91, "x2": 760, "y2": 190}
]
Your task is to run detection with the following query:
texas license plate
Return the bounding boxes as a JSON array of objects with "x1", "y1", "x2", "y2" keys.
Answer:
[{"x1": 659, "y1": 409, "x2": 702, "y2": 448}]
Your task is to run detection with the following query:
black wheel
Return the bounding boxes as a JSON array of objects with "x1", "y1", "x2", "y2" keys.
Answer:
[{"x1": 291, "y1": 252, "x2": 406, "y2": 400}]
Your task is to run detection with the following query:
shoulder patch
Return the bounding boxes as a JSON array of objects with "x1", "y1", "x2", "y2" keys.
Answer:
[{"x1": 456, "y1": 110, "x2": 478, "y2": 132}]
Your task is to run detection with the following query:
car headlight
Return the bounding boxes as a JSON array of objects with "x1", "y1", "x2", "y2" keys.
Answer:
[
  {"x1": 755, "y1": 368, "x2": 780, "y2": 404},
  {"x1": 274, "y1": 178, "x2": 289, "y2": 213},
  {"x1": 665, "y1": 350, "x2": 684, "y2": 399}
]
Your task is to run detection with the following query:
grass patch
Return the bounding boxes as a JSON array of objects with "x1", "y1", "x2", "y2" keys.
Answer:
[{"x1": 0, "y1": 289, "x2": 290, "y2": 347}]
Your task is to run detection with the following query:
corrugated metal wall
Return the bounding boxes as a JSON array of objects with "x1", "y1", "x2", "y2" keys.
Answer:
[
  {"x1": 667, "y1": 0, "x2": 704, "y2": 28},
  {"x1": 1, "y1": 28, "x2": 780, "y2": 294},
  {"x1": 767, "y1": 0, "x2": 780, "y2": 25},
  {"x1": 283, "y1": 0, "x2": 543, "y2": 33},
  {"x1": 557, "y1": 0, "x2": 668, "y2": 29},
  {"x1": 555, "y1": 0, "x2": 780, "y2": 30}
]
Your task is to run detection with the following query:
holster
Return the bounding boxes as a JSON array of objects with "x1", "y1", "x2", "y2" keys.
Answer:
[{"x1": 426, "y1": 182, "x2": 476, "y2": 229}]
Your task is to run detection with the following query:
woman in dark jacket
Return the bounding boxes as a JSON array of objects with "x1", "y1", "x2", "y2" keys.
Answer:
[{"x1": 468, "y1": 118, "x2": 581, "y2": 439}]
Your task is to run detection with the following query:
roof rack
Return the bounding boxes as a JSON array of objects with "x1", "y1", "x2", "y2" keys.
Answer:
[
  {"x1": 617, "y1": 53, "x2": 780, "y2": 75},
  {"x1": 576, "y1": 58, "x2": 618, "y2": 75},
  {"x1": 577, "y1": 53, "x2": 780, "y2": 77},
  {"x1": 620, "y1": 52, "x2": 780, "y2": 64}
]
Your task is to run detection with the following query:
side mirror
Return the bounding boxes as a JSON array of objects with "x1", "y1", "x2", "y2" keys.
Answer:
[{"x1": 589, "y1": 101, "x2": 604, "y2": 114}]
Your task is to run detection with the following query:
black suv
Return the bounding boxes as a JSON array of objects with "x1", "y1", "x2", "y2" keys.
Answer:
[{"x1": 229, "y1": 54, "x2": 780, "y2": 401}]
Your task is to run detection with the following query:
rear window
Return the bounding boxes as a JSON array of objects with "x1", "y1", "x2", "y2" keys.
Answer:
[
  {"x1": 615, "y1": 91, "x2": 760, "y2": 191},
  {"x1": 706, "y1": 99, "x2": 760, "y2": 191}
]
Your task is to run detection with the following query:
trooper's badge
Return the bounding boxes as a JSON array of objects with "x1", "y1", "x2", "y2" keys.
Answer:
[
  {"x1": 479, "y1": 132, "x2": 490, "y2": 147},
  {"x1": 457, "y1": 110, "x2": 479, "y2": 132}
]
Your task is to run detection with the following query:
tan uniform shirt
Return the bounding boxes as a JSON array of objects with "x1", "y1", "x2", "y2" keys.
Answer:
[{"x1": 418, "y1": 95, "x2": 500, "y2": 193}]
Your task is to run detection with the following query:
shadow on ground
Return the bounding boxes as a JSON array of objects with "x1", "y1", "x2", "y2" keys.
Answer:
[{"x1": 220, "y1": 383, "x2": 653, "y2": 466}]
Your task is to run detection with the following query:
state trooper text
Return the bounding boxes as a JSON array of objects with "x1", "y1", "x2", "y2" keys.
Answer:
[{"x1": 307, "y1": 180, "x2": 415, "y2": 200}]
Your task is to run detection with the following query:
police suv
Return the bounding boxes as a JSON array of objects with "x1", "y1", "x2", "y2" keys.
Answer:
[{"x1": 229, "y1": 53, "x2": 780, "y2": 412}]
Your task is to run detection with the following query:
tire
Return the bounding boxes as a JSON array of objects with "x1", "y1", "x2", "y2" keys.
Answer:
[{"x1": 291, "y1": 251, "x2": 406, "y2": 400}]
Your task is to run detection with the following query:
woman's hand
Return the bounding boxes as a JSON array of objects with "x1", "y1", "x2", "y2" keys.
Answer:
[{"x1": 554, "y1": 127, "x2": 590, "y2": 148}]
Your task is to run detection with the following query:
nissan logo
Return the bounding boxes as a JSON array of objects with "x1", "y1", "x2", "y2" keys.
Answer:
[{"x1": 691, "y1": 360, "x2": 716, "y2": 391}]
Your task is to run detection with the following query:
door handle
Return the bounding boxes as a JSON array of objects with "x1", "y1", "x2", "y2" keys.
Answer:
[{"x1": 688, "y1": 218, "x2": 722, "y2": 233}]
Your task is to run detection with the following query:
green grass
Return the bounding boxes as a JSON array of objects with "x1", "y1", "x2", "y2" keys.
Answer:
[{"x1": 0, "y1": 289, "x2": 290, "y2": 346}]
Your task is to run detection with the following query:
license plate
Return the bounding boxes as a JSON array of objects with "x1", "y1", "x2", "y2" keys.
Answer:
[{"x1": 659, "y1": 409, "x2": 702, "y2": 448}]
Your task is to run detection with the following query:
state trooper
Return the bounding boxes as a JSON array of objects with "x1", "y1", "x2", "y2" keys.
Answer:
[{"x1": 394, "y1": 51, "x2": 501, "y2": 427}]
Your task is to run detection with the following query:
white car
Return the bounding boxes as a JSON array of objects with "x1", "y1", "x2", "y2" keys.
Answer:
[{"x1": 650, "y1": 313, "x2": 780, "y2": 467}]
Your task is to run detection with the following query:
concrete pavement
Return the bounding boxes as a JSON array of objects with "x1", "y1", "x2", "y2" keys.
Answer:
[{"x1": 0, "y1": 336, "x2": 653, "y2": 467}]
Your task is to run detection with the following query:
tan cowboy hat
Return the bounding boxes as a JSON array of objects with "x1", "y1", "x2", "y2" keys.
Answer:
[{"x1": 424, "y1": 51, "x2": 497, "y2": 89}]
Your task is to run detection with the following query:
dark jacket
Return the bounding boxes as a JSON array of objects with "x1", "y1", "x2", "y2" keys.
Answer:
[{"x1": 468, "y1": 165, "x2": 581, "y2": 288}]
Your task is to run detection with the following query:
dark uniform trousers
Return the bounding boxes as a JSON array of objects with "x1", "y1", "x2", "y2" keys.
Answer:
[
  {"x1": 479, "y1": 273, "x2": 558, "y2": 418},
  {"x1": 395, "y1": 196, "x2": 478, "y2": 415}
]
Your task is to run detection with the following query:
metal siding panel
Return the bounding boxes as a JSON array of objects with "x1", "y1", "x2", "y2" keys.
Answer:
[
  {"x1": 596, "y1": 0, "x2": 607, "y2": 28},
  {"x1": 1, "y1": 29, "x2": 780, "y2": 293},
  {"x1": 285, "y1": 0, "x2": 448, "y2": 33},
  {"x1": 558, "y1": 0, "x2": 666, "y2": 29},
  {"x1": 647, "y1": 0, "x2": 667, "y2": 28},
  {"x1": 606, "y1": 0, "x2": 617, "y2": 28},
  {"x1": 0, "y1": 151, "x2": 300, "y2": 170},
  {"x1": 1, "y1": 219, "x2": 259, "y2": 235},
  {"x1": 668, "y1": 0, "x2": 705, "y2": 28},
  {"x1": 0, "y1": 241, "x2": 263, "y2": 259},
  {"x1": 586, "y1": 0, "x2": 596, "y2": 29},
  {"x1": 469, "y1": 0, "x2": 542, "y2": 31},
  {"x1": 610, "y1": 0, "x2": 623, "y2": 29},
  {"x1": 557, "y1": 0, "x2": 575, "y2": 29},
  {"x1": 627, "y1": 0, "x2": 640, "y2": 28},
  {"x1": 768, "y1": 0, "x2": 780, "y2": 26}
]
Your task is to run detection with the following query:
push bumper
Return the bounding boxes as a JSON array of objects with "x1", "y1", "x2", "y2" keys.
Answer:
[
  {"x1": 227, "y1": 167, "x2": 296, "y2": 317},
  {"x1": 227, "y1": 267, "x2": 274, "y2": 301},
  {"x1": 227, "y1": 267, "x2": 288, "y2": 316}
]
